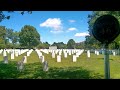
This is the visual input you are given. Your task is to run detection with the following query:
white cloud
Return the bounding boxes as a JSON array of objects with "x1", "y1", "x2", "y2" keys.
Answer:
[
  {"x1": 68, "y1": 20, "x2": 76, "y2": 23},
  {"x1": 67, "y1": 27, "x2": 77, "y2": 32},
  {"x1": 75, "y1": 32, "x2": 90, "y2": 37},
  {"x1": 68, "y1": 27, "x2": 77, "y2": 31},
  {"x1": 40, "y1": 18, "x2": 62, "y2": 31}
]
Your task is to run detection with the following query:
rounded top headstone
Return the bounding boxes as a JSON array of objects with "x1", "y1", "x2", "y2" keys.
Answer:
[{"x1": 92, "y1": 15, "x2": 120, "y2": 44}]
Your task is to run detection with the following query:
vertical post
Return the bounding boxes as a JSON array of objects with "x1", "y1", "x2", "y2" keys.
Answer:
[
  {"x1": 104, "y1": 44, "x2": 110, "y2": 79},
  {"x1": 118, "y1": 44, "x2": 120, "y2": 55}
]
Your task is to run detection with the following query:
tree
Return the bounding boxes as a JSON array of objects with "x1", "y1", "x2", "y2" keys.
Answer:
[
  {"x1": 0, "y1": 26, "x2": 6, "y2": 39},
  {"x1": 5, "y1": 28, "x2": 20, "y2": 48},
  {"x1": 19, "y1": 25, "x2": 40, "y2": 49},
  {"x1": 11, "y1": 31, "x2": 19, "y2": 45},
  {"x1": 85, "y1": 35, "x2": 101, "y2": 49},
  {"x1": 0, "y1": 26, "x2": 7, "y2": 48},
  {"x1": 0, "y1": 11, "x2": 32, "y2": 22},
  {"x1": 115, "y1": 35, "x2": 120, "y2": 48},
  {"x1": 6, "y1": 29, "x2": 19, "y2": 44},
  {"x1": 51, "y1": 42, "x2": 67, "y2": 49},
  {"x1": 43, "y1": 42, "x2": 50, "y2": 49},
  {"x1": 76, "y1": 41, "x2": 85, "y2": 49},
  {"x1": 6, "y1": 28, "x2": 13, "y2": 41},
  {"x1": 36, "y1": 42, "x2": 50, "y2": 49},
  {"x1": 87, "y1": 11, "x2": 120, "y2": 49},
  {"x1": 37, "y1": 44, "x2": 44, "y2": 49},
  {"x1": 67, "y1": 39, "x2": 76, "y2": 49}
]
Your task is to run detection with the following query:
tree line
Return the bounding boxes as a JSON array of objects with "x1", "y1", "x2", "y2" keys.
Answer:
[{"x1": 0, "y1": 25, "x2": 85, "y2": 49}]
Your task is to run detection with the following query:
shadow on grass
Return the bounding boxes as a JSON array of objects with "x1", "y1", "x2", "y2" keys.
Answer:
[
  {"x1": 0, "y1": 61, "x2": 103, "y2": 79},
  {"x1": 33, "y1": 67, "x2": 103, "y2": 79},
  {"x1": 0, "y1": 61, "x2": 43, "y2": 79},
  {"x1": 0, "y1": 61, "x2": 20, "y2": 79}
]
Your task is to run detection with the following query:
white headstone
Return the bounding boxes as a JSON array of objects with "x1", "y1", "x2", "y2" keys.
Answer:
[
  {"x1": 113, "y1": 51, "x2": 116, "y2": 56},
  {"x1": 0, "y1": 49, "x2": 3, "y2": 54},
  {"x1": 52, "y1": 53, "x2": 55, "y2": 58},
  {"x1": 15, "y1": 52, "x2": 18, "y2": 57},
  {"x1": 59, "y1": 52, "x2": 62, "y2": 56},
  {"x1": 27, "y1": 52, "x2": 30, "y2": 56},
  {"x1": 64, "y1": 53, "x2": 67, "y2": 58},
  {"x1": 39, "y1": 52, "x2": 42, "y2": 56},
  {"x1": 76, "y1": 53, "x2": 79, "y2": 57},
  {"x1": 87, "y1": 50, "x2": 90, "y2": 58},
  {"x1": 18, "y1": 49, "x2": 21, "y2": 55},
  {"x1": 68, "y1": 51, "x2": 71, "y2": 55},
  {"x1": 57, "y1": 55, "x2": 61, "y2": 62},
  {"x1": 97, "y1": 51, "x2": 99, "y2": 55},
  {"x1": 73, "y1": 55, "x2": 77, "y2": 62},
  {"x1": 95, "y1": 50, "x2": 97, "y2": 54},
  {"x1": 11, "y1": 51, "x2": 14, "y2": 59},
  {"x1": 3, "y1": 50, "x2": 7, "y2": 56},
  {"x1": 72, "y1": 50, "x2": 74, "y2": 54}
]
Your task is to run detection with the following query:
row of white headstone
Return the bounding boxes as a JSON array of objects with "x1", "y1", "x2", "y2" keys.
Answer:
[
  {"x1": 95, "y1": 50, "x2": 116, "y2": 56},
  {"x1": 0, "y1": 49, "x2": 117, "y2": 57},
  {"x1": 1, "y1": 49, "x2": 117, "y2": 64},
  {"x1": 0, "y1": 49, "x2": 29, "y2": 60},
  {"x1": 28, "y1": 49, "x2": 90, "y2": 61},
  {"x1": 27, "y1": 49, "x2": 33, "y2": 56},
  {"x1": 95, "y1": 50, "x2": 100, "y2": 55},
  {"x1": 35, "y1": 49, "x2": 85, "y2": 62},
  {"x1": 35, "y1": 49, "x2": 49, "y2": 71},
  {"x1": 36, "y1": 49, "x2": 44, "y2": 63}
]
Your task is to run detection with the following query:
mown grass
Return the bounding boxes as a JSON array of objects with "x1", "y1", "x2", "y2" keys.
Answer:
[{"x1": 0, "y1": 50, "x2": 120, "y2": 79}]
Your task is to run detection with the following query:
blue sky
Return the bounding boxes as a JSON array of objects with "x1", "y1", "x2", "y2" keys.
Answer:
[{"x1": 0, "y1": 11, "x2": 92, "y2": 44}]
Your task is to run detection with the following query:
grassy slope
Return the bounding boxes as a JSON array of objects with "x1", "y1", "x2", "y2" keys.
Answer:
[{"x1": 0, "y1": 50, "x2": 120, "y2": 79}]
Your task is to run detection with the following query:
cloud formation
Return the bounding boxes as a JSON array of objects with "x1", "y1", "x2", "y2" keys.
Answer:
[
  {"x1": 67, "y1": 27, "x2": 77, "y2": 32},
  {"x1": 68, "y1": 20, "x2": 76, "y2": 23},
  {"x1": 75, "y1": 32, "x2": 90, "y2": 37},
  {"x1": 40, "y1": 18, "x2": 63, "y2": 33},
  {"x1": 68, "y1": 27, "x2": 77, "y2": 31}
]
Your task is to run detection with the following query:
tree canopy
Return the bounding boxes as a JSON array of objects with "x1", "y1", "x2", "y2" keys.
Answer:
[
  {"x1": 67, "y1": 39, "x2": 76, "y2": 49},
  {"x1": 86, "y1": 11, "x2": 120, "y2": 49},
  {"x1": 19, "y1": 25, "x2": 40, "y2": 49}
]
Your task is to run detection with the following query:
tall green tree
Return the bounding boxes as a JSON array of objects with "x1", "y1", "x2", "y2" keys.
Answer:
[
  {"x1": 12, "y1": 31, "x2": 19, "y2": 45},
  {"x1": 5, "y1": 28, "x2": 20, "y2": 48},
  {"x1": 0, "y1": 26, "x2": 7, "y2": 48},
  {"x1": 6, "y1": 29, "x2": 19, "y2": 44},
  {"x1": 19, "y1": 25, "x2": 40, "y2": 49},
  {"x1": 6, "y1": 28, "x2": 13, "y2": 41},
  {"x1": 87, "y1": 11, "x2": 120, "y2": 49},
  {"x1": 67, "y1": 39, "x2": 76, "y2": 49}
]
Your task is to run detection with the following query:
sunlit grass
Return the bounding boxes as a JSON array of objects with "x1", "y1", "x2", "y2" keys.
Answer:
[{"x1": 0, "y1": 50, "x2": 120, "y2": 79}]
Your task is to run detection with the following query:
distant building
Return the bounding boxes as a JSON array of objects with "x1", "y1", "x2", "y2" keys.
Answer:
[{"x1": 49, "y1": 46, "x2": 57, "y2": 50}]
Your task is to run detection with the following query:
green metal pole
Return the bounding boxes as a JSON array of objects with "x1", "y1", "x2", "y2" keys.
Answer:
[{"x1": 104, "y1": 44, "x2": 110, "y2": 79}]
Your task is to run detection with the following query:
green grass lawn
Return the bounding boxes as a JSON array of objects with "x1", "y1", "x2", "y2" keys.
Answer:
[{"x1": 0, "y1": 50, "x2": 120, "y2": 79}]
